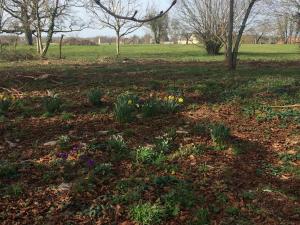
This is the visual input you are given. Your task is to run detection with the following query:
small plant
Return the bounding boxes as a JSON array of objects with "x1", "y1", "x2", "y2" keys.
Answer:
[
  {"x1": 87, "y1": 88, "x2": 103, "y2": 107},
  {"x1": 58, "y1": 135, "x2": 71, "y2": 150},
  {"x1": 136, "y1": 146, "x2": 165, "y2": 165},
  {"x1": 107, "y1": 135, "x2": 127, "y2": 152},
  {"x1": 0, "y1": 94, "x2": 12, "y2": 116},
  {"x1": 194, "y1": 208, "x2": 210, "y2": 225},
  {"x1": 193, "y1": 122, "x2": 210, "y2": 136},
  {"x1": 225, "y1": 206, "x2": 240, "y2": 216},
  {"x1": 61, "y1": 112, "x2": 75, "y2": 121},
  {"x1": 44, "y1": 95, "x2": 62, "y2": 114},
  {"x1": 107, "y1": 135, "x2": 129, "y2": 161},
  {"x1": 136, "y1": 146, "x2": 158, "y2": 164},
  {"x1": 142, "y1": 98, "x2": 162, "y2": 117},
  {"x1": 114, "y1": 92, "x2": 138, "y2": 123},
  {"x1": 154, "y1": 135, "x2": 172, "y2": 154},
  {"x1": 162, "y1": 181, "x2": 195, "y2": 209},
  {"x1": 5, "y1": 184, "x2": 23, "y2": 197},
  {"x1": 0, "y1": 162, "x2": 18, "y2": 179},
  {"x1": 94, "y1": 163, "x2": 113, "y2": 176},
  {"x1": 130, "y1": 202, "x2": 166, "y2": 225},
  {"x1": 210, "y1": 123, "x2": 231, "y2": 148}
]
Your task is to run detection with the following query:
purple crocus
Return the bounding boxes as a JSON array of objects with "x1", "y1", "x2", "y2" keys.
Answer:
[
  {"x1": 70, "y1": 144, "x2": 79, "y2": 154},
  {"x1": 57, "y1": 152, "x2": 68, "y2": 160},
  {"x1": 86, "y1": 159, "x2": 95, "y2": 168}
]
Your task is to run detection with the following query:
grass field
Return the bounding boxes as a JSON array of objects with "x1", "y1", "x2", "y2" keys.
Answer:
[
  {"x1": 0, "y1": 45, "x2": 300, "y2": 224},
  {"x1": 6, "y1": 43, "x2": 300, "y2": 62}
]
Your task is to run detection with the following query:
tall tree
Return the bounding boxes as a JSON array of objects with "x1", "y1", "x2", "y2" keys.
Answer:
[
  {"x1": 87, "y1": 0, "x2": 142, "y2": 56},
  {"x1": 147, "y1": 8, "x2": 169, "y2": 44}
]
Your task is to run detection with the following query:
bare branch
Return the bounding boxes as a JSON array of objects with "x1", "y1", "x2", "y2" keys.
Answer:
[{"x1": 94, "y1": 0, "x2": 177, "y2": 23}]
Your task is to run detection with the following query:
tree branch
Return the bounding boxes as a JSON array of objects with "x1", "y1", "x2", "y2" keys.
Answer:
[{"x1": 94, "y1": 0, "x2": 177, "y2": 23}]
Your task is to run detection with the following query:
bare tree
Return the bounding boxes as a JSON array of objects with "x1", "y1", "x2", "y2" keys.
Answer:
[
  {"x1": 170, "y1": 18, "x2": 193, "y2": 44},
  {"x1": 87, "y1": 0, "x2": 142, "y2": 56},
  {"x1": 227, "y1": 0, "x2": 259, "y2": 70},
  {"x1": 2, "y1": 0, "x2": 35, "y2": 45},
  {"x1": 263, "y1": 0, "x2": 300, "y2": 44},
  {"x1": 178, "y1": 0, "x2": 230, "y2": 55},
  {"x1": 30, "y1": 0, "x2": 84, "y2": 57},
  {"x1": 147, "y1": 7, "x2": 169, "y2": 44}
]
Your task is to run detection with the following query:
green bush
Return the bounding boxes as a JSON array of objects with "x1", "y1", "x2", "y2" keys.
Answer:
[
  {"x1": 130, "y1": 203, "x2": 166, "y2": 225},
  {"x1": 87, "y1": 88, "x2": 103, "y2": 107},
  {"x1": 44, "y1": 95, "x2": 62, "y2": 114},
  {"x1": 210, "y1": 123, "x2": 231, "y2": 147},
  {"x1": 114, "y1": 92, "x2": 138, "y2": 123}
]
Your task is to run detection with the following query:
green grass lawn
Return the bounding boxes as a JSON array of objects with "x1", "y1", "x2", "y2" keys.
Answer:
[{"x1": 9, "y1": 43, "x2": 300, "y2": 62}]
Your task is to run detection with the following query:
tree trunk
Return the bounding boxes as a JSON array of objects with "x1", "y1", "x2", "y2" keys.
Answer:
[
  {"x1": 230, "y1": 0, "x2": 257, "y2": 70},
  {"x1": 227, "y1": 0, "x2": 234, "y2": 70},
  {"x1": 24, "y1": 25, "x2": 33, "y2": 46},
  {"x1": 41, "y1": 1, "x2": 58, "y2": 58},
  {"x1": 59, "y1": 34, "x2": 64, "y2": 59},
  {"x1": 116, "y1": 32, "x2": 120, "y2": 56}
]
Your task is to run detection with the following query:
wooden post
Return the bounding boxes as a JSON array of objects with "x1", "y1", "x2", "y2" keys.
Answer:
[{"x1": 59, "y1": 34, "x2": 64, "y2": 59}]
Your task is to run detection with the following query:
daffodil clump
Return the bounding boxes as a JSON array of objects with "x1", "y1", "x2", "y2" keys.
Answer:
[
  {"x1": 87, "y1": 88, "x2": 103, "y2": 107},
  {"x1": 0, "y1": 93, "x2": 13, "y2": 116},
  {"x1": 114, "y1": 92, "x2": 139, "y2": 123},
  {"x1": 161, "y1": 95, "x2": 184, "y2": 113}
]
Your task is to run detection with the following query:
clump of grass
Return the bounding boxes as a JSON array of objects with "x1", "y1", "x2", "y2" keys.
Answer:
[
  {"x1": 87, "y1": 88, "x2": 103, "y2": 107},
  {"x1": 44, "y1": 95, "x2": 62, "y2": 115},
  {"x1": 114, "y1": 92, "x2": 138, "y2": 123},
  {"x1": 0, "y1": 94, "x2": 13, "y2": 116},
  {"x1": 130, "y1": 202, "x2": 166, "y2": 225},
  {"x1": 210, "y1": 123, "x2": 231, "y2": 149}
]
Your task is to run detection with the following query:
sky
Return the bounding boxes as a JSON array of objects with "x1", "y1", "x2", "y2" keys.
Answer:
[{"x1": 68, "y1": 0, "x2": 174, "y2": 38}]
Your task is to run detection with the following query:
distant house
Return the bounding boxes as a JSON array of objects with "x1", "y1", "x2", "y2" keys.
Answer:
[{"x1": 178, "y1": 34, "x2": 199, "y2": 45}]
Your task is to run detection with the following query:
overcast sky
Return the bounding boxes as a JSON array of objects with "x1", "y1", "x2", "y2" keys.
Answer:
[{"x1": 69, "y1": 0, "x2": 174, "y2": 38}]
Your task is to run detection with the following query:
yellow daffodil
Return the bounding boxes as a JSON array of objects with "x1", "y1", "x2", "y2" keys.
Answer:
[
  {"x1": 127, "y1": 99, "x2": 133, "y2": 105},
  {"x1": 168, "y1": 95, "x2": 175, "y2": 101},
  {"x1": 178, "y1": 97, "x2": 184, "y2": 103}
]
